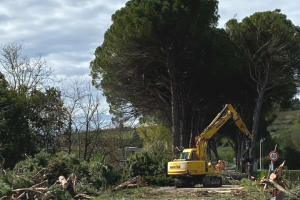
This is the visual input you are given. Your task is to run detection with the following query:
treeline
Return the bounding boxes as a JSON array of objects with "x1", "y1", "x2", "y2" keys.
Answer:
[
  {"x1": 0, "y1": 43, "x2": 144, "y2": 169},
  {"x1": 90, "y1": 0, "x2": 300, "y2": 167}
]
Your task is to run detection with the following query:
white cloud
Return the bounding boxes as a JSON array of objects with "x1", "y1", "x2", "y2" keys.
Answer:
[
  {"x1": 0, "y1": 0, "x2": 299, "y2": 122},
  {"x1": 218, "y1": 0, "x2": 300, "y2": 28}
]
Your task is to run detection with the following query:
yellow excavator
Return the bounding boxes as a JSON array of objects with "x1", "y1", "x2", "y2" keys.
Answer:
[{"x1": 167, "y1": 104, "x2": 254, "y2": 187}]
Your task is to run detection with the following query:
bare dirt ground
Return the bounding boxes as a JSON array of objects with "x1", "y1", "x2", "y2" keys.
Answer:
[
  {"x1": 149, "y1": 185, "x2": 246, "y2": 199},
  {"x1": 98, "y1": 185, "x2": 271, "y2": 200}
]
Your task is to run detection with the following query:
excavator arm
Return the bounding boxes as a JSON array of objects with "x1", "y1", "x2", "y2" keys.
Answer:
[{"x1": 196, "y1": 104, "x2": 253, "y2": 160}]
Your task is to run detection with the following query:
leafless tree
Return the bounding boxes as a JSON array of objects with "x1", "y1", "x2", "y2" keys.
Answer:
[
  {"x1": 62, "y1": 76, "x2": 87, "y2": 154},
  {"x1": 78, "y1": 84, "x2": 105, "y2": 161},
  {"x1": 62, "y1": 75, "x2": 106, "y2": 160},
  {"x1": 0, "y1": 43, "x2": 52, "y2": 92}
]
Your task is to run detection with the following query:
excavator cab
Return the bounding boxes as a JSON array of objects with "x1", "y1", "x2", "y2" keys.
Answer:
[{"x1": 174, "y1": 149, "x2": 195, "y2": 161}]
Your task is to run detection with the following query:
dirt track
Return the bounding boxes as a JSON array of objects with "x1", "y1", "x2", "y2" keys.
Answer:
[
  {"x1": 131, "y1": 185, "x2": 255, "y2": 200},
  {"x1": 154, "y1": 185, "x2": 244, "y2": 199},
  {"x1": 104, "y1": 184, "x2": 270, "y2": 200},
  {"x1": 157, "y1": 185, "x2": 244, "y2": 193}
]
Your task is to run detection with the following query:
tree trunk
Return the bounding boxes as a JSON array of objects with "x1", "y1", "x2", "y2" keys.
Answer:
[
  {"x1": 189, "y1": 110, "x2": 197, "y2": 148},
  {"x1": 209, "y1": 137, "x2": 219, "y2": 161},
  {"x1": 168, "y1": 48, "x2": 180, "y2": 151},
  {"x1": 84, "y1": 121, "x2": 89, "y2": 160},
  {"x1": 68, "y1": 114, "x2": 72, "y2": 154},
  {"x1": 181, "y1": 104, "x2": 191, "y2": 148},
  {"x1": 250, "y1": 83, "x2": 266, "y2": 169}
]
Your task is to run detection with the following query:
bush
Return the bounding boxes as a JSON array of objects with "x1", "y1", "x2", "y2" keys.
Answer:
[
  {"x1": 48, "y1": 184, "x2": 73, "y2": 200},
  {"x1": 0, "y1": 182, "x2": 12, "y2": 197},
  {"x1": 123, "y1": 152, "x2": 174, "y2": 186},
  {"x1": 0, "y1": 151, "x2": 122, "y2": 199},
  {"x1": 123, "y1": 152, "x2": 158, "y2": 178},
  {"x1": 89, "y1": 159, "x2": 121, "y2": 189},
  {"x1": 142, "y1": 176, "x2": 174, "y2": 186}
]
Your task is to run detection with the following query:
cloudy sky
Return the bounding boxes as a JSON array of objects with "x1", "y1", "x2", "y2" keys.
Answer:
[{"x1": 0, "y1": 0, "x2": 299, "y2": 120}]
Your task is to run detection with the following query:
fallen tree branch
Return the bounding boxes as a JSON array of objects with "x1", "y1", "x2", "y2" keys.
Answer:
[
  {"x1": 267, "y1": 180, "x2": 286, "y2": 193},
  {"x1": 31, "y1": 180, "x2": 48, "y2": 188},
  {"x1": 112, "y1": 176, "x2": 139, "y2": 191},
  {"x1": 31, "y1": 168, "x2": 47, "y2": 179},
  {"x1": 13, "y1": 188, "x2": 44, "y2": 195},
  {"x1": 74, "y1": 194, "x2": 95, "y2": 199}
]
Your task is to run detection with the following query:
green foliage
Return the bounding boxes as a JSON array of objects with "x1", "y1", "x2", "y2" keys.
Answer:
[
  {"x1": 142, "y1": 176, "x2": 174, "y2": 186},
  {"x1": 0, "y1": 181, "x2": 12, "y2": 197},
  {"x1": 253, "y1": 171, "x2": 269, "y2": 180},
  {"x1": 0, "y1": 85, "x2": 66, "y2": 168},
  {"x1": 0, "y1": 151, "x2": 121, "y2": 199},
  {"x1": 90, "y1": 0, "x2": 222, "y2": 130},
  {"x1": 48, "y1": 184, "x2": 73, "y2": 200},
  {"x1": 136, "y1": 122, "x2": 172, "y2": 163},
  {"x1": 0, "y1": 89, "x2": 38, "y2": 168},
  {"x1": 254, "y1": 170, "x2": 300, "y2": 182},
  {"x1": 27, "y1": 87, "x2": 66, "y2": 154},
  {"x1": 122, "y1": 151, "x2": 173, "y2": 186},
  {"x1": 216, "y1": 146, "x2": 235, "y2": 161},
  {"x1": 265, "y1": 109, "x2": 300, "y2": 169},
  {"x1": 130, "y1": 130, "x2": 143, "y2": 148},
  {"x1": 124, "y1": 152, "x2": 157, "y2": 178},
  {"x1": 89, "y1": 158, "x2": 121, "y2": 189}
]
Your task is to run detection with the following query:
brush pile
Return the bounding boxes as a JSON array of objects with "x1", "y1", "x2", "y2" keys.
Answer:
[
  {"x1": 255, "y1": 161, "x2": 300, "y2": 199},
  {"x1": 0, "y1": 152, "x2": 119, "y2": 200}
]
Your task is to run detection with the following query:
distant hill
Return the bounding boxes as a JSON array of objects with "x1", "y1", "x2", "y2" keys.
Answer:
[{"x1": 268, "y1": 109, "x2": 300, "y2": 137}]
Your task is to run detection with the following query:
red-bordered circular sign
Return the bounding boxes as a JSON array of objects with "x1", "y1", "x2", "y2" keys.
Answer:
[{"x1": 269, "y1": 151, "x2": 279, "y2": 161}]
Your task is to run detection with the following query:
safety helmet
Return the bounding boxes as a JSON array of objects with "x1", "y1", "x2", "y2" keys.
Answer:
[{"x1": 218, "y1": 160, "x2": 221, "y2": 163}]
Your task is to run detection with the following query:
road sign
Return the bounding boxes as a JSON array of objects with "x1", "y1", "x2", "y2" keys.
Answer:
[{"x1": 269, "y1": 151, "x2": 279, "y2": 162}]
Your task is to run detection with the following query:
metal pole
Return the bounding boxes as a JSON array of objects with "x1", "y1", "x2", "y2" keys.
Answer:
[
  {"x1": 259, "y1": 138, "x2": 265, "y2": 171},
  {"x1": 262, "y1": 140, "x2": 264, "y2": 170},
  {"x1": 25, "y1": 192, "x2": 29, "y2": 200},
  {"x1": 260, "y1": 140, "x2": 262, "y2": 171}
]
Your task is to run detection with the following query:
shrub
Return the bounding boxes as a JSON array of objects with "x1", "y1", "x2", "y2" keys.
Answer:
[
  {"x1": 123, "y1": 152, "x2": 174, "y2": 186},
  {"x1": 0, "y1": 151, "x2": 122, "y2": 199},
  {"x1": 0, "y1": 182, "x2": 12, "y2": 197},
  {"x1": 48, "y1": 184, "x2": 73, "y2": 200},
  {"x1": 142, "y1": 176, "x2": 174, "y2": 186}
]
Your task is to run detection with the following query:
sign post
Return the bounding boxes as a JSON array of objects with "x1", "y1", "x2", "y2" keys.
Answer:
[
  {"x1": 269, "y1": 145, "x2": 279, "y2": 170},
  {"x1": 269, "y1": 151, "x2": 279, "y2": 162}
]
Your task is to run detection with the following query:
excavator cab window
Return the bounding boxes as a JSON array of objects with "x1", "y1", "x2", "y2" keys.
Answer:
[{"x1": 180, "y1": 152, "x2": 190, "y2": 160}]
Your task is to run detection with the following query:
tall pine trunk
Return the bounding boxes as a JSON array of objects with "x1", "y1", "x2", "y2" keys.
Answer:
[
  {"x1": 249, "y1": 81, "x2": 267, "y2": 173},
  {"x1": 251, "y1": 83, "x2": 266, "y2": 159},
  {"x1": 169, "y1": 48, "x2": 180, "y2": 150},
  {"x1": 181, "y1": 103, "x2": 191, "y2": 148}
]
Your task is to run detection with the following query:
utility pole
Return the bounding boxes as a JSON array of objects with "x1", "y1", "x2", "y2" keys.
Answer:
[{"x1": 260, "y1": 138, "x2": 265, "y2": 171}]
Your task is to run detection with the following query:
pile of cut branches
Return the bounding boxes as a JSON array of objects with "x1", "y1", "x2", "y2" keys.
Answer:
[
  {"x1": 255, "y1": 161, "x2": 300, "y2": 199},
  {"x1": 0, "y1": 152, "x2": 118, "y2": 199}
]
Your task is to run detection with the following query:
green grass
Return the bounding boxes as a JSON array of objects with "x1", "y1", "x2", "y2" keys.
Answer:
[
  {"x1": 267, "y1": 110, "x2": 300, "y2": 136},
  {"x1": 217, "y1": 146, "x2": 235, "y2": 163}
]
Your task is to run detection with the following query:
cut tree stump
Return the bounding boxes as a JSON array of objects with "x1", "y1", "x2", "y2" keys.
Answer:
[{"x1": 58, "y1": 175, "x2": 69, "y2": 189}]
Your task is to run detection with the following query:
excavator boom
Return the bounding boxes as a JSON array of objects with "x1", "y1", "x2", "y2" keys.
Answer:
[{"x1": 196, "y1": 104, "x2": 253, "y2": 160}]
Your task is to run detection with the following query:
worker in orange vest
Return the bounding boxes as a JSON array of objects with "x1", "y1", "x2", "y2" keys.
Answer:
[{"x1": 215, "y1": 160, "x2": 225, "y2": 175}]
